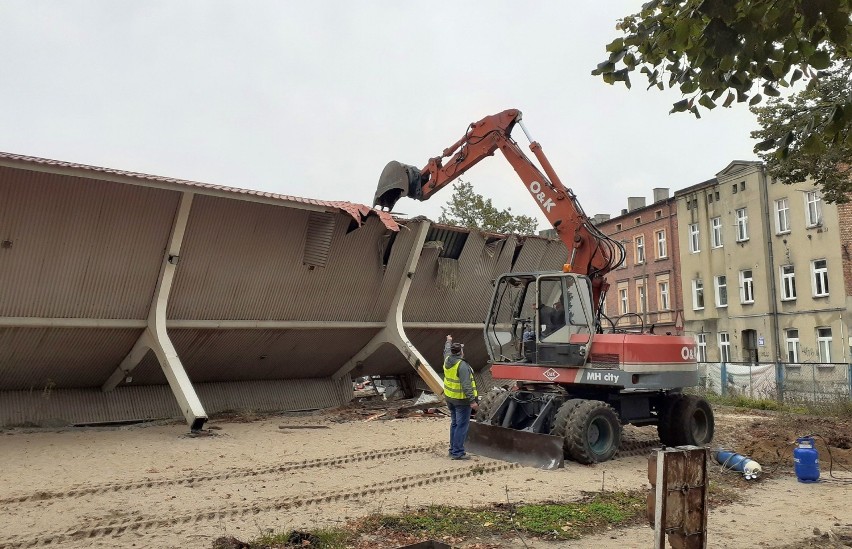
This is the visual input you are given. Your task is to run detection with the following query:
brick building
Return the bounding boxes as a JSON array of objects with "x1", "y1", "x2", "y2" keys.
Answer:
[{"x1": 594, "y1": 189, "x2": 684, "y2": 335}]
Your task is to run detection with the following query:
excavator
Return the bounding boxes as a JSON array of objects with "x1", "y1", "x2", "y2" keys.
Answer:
[{"x1": 374, "y1": 109, "x2": 714, "y2": 469}]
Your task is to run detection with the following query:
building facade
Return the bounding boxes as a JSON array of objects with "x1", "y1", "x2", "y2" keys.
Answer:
[
  {"x1": 675, "y1": 160, "x2": 850, "y2": 366},
  {"x1": 595, "y1": 189, "x2": 684, "y2": 335}
]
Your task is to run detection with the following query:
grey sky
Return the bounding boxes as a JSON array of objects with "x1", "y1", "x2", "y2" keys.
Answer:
[{"x1": 1, "y1": 1, "x2": 759, "y2": 228}]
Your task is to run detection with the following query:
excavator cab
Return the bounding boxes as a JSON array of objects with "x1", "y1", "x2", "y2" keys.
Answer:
[{"x1": 485, "y1": 272, "x2": 594, "y2": 368}]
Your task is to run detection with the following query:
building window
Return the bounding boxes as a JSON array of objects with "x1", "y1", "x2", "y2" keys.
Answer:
[
  {"x1": 780, "y1": 265, "x2": 797, "y2": 300},
  {"x1": 711, "y1": 217, "x2": 723, "y2": 248},
  {"x1": 715, "y1": 191, "x2": 720, "y2": 201},
  {"x1": 775, "y1": 198, "x2": 790, "y2": 234},
  {"x1": 719, "y1": 332, "x2": 731, "y2": 363},
  {"x1": 655, "y1": 209, "x2": 662, "y2": 219},
  {"x1": 696, "y1": 333, "x2": 707, "y2": 362},
  {"x1": 635, "y1": 236, "x2": 645, "y2": 264},
  {"x1": 786, "y1": 329, "x2": 799, "y2": 363},
  {"x1": 692, "y1": 279, "x2": 704, "y2": 310},
  {"x1": 688, "y1": 223, "x2": 700, "y2": 253},
  {"x1": 615, "y1": 223, "x2": 622, "y2": 231},
  {"x1": 619, "y1": 288, "x2": 629, "y2": 315},
  {"x1": 658, "y1": 280, "x2": 670, "y2": 310},
  {"x1": 732, "y1": 183, "x2": 738, "y2": 194},
  {"x1": 740, "y1": 181, "x2": 746, "y2": 191},
  {"x1": 735, "y1": 208, "x2": 749, "y2": 241},
  {"x1": 739, "y1": 269, "x2": 754, "y2": 304},
  {"x1": 714, "y1": 275, "x2": 728, "y2": 307},
  {"x1": 708, "y1": 193, "x2": 714, "y2": 203},
  {"x1": 656, "y1": 230, "x2": 667, "y2": 259},
  {"x1": 817, "y1": 327, "x2": 832, "y2": 363},
  {"x1": 811, "y1": 259, "x2": 829, "y2": 297},
  {"x1": 805, "y1": 191, "x2": 822, "y2": 227},
  {"x1": 635, "y1": 217, "x2": 641, "y2": 226},
  {"x1": 636, "y1": 281, "x2": 646, "y2": 314}
]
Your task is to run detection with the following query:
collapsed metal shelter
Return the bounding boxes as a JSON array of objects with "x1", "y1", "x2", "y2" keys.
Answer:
[{"x1": 0, "y1": 152, "x2": 568, "y2": 428}]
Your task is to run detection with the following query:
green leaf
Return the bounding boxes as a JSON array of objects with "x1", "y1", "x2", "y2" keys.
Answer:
[
  {"x1": 698, "y1": 95, "x2": 717, "y2": 109},
  {"x1": 606, "y1": 38, "x2": 625, "y2": 53},
  {"x1": 755, "y1": 138, "x2": 776, "y2": 151},
  {"x1": 763, "y1": 84, "x2": 781, "y2": 97},
  {"x1": 749, "y1": 93, "x2": 763, "y2": 106},
  {"x1": 722, "y1": 91, "x2": 735, "y2": 107},
  {"x1": 809, "y1": 50, "x2": 831, "y2": 70},
  {"x1": 670, "y1": 99, "x2": 690, "y2": 113}
]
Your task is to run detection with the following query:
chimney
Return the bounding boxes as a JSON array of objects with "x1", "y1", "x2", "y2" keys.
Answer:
[
  {"x1": 653, "y1": 188, "x2": 670, "y2": 203},
  {"x1": 627, "y1": 197, "x2": 646, "y2": 212},
  {"x1": 591, "y1": 213, "x2": 611, "y2": 225},
  {"x1": 621, "y1": 208, "x2": 628, "y2": 215}
]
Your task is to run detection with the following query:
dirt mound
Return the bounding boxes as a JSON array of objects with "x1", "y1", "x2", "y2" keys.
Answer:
[{"x1": 736, "y1": 414, "x2": 852, "y2": 471}]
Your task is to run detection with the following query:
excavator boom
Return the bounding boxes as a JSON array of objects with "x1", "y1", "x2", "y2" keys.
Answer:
[{"x1": 374, "y1": 109, "x2": 624, "y2": 310}]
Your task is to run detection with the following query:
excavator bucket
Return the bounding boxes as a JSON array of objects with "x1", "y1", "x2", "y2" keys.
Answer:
[
  {"x1": 374, "y1": 160, "x2": 421, "y2": 211},
  {"x1": 466, "y1": 421, "x2": 565, "y2": 470}
]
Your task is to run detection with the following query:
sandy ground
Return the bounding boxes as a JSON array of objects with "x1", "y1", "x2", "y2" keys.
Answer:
[{"x1": 0, "y1": 406, "x2": 850, "y2": 549}]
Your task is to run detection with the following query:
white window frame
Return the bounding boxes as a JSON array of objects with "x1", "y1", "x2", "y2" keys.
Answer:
[
  {"x1": 714, "y1": 275, "x2": 728, "y2": 308},
  {"x1": 735, "y1": 208, "x2": 749, "y2": 242},
  {"x1": 658, "y1": 280, "x2": 670, "y2": 311},
  {"x1": 619, "y1": 288, "x2": 629, "y2": 315},
  {"x1": 635, "y1": 235, "x2": 645, "y2": 265},
  {"x1": 811, "y1": 259, "x2": 829, "y2": 297},
  {"x1": 780, "y1": 265, "x2": 796, "y2": 301},
  {"x1": 696, "y1": 333, "x2": 707, "y2": 362},
  {"x1": 805, "y1": 191, "x2": 822, "y2": 227},
  {"x1": 636, "y1": 281, "x2": 646, "y2": 313},
  {"x1": 739, "y1": 269, "x2": 754, "y2": 304},
  {"x1": 692, "y1": 278, "x2": 704, "y2": 310},
  {"x1": 775, "y1": 198, "x2": 790, "y2": 234},
  {"x1": 688, "y1": 223, "x2": 700, "y2": 253},
  {"x1": 710, "y1": 217, "x2": 723, "y2": 248},
  {"x1": 817, "y1": 327, "x2": 832, "y2": 364},
  {"x1": 656, "y1": 230, "x2": 667, "y2": 259},
  {"x1": 785, "y1": 329, "x2": 799, "y2": 363},
  {"x1": 719, "y1": 332, "x2": 731, "y2": 363}
]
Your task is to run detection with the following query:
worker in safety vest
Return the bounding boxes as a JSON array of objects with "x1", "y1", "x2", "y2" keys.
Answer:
[{"x1": 443, "y1": 335, "x2": 479, "y2": 460}]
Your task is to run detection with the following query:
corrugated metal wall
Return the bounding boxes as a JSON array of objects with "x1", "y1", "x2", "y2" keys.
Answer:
[{"x1": 0, "y1": 160, "x2": 568, "y2": 426}]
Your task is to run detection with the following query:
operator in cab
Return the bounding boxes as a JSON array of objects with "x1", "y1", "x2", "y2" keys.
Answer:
[{"x1": 443, "y1": 335, "x2": 478, "y2": 460}]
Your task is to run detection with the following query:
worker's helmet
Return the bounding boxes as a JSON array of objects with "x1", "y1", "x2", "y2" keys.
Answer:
[{"x1": 450, "y1": 342, "x2": 463, "y2": 355}]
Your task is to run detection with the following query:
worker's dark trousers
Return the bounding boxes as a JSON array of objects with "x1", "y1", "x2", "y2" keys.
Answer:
[{"x1": 447, "y1": 402, "x2": 472, "y2": 457}]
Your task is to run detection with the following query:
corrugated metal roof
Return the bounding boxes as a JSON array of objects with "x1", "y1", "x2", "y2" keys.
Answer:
[{"x1": 0, "y1": 151, "x2": 398, "y2": 231}]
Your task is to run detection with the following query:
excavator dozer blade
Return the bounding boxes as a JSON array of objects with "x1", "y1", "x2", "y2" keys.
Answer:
[{"x1": 466, "y1": 421, "x2": 565, "y2": 470}]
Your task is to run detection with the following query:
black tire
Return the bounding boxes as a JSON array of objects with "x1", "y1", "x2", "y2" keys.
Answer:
[
  {"x1": 475, "y1": 388, "x2": 509, "y2": 423},
  {"x1": 562, "y1": 400, "x2": 622, "y2": 464},
  {"x1": 549, "y1": 398, "x2": 583, "y2": 459},
  {"x1": 656, "y1": 393, "x2": 686, "y2": 446},
  {"x1": 669, "y1": 395, "x2": 715, "y2": 446}
]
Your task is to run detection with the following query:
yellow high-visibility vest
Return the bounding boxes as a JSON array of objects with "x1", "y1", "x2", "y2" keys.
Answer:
[{"x1": 443, "y1": 357, "x2": 477, "y2": 401}]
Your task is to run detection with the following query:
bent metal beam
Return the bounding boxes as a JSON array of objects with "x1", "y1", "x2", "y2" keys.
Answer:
[
  {"x1": 332, "y1": 220, "x2": 445, "y2": 395},
  {"x1": 102, "y1": 192, "x2": 208, "y2": 431}
]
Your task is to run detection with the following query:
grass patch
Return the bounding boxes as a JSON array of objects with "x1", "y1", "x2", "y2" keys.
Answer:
[
  {"x1": 237, "y1": 491, "x2": 645, "y2": 548},
  {"x1": 704, "y1": 392, "x2": 852, "y2": 418}
]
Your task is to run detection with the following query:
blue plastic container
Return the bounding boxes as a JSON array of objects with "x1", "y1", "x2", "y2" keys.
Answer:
[{"x1": 793, "y1": 437, "x2": 820, "y2": 483}]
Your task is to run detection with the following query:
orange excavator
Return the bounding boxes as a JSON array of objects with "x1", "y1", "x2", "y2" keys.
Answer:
[{"x1": 375, "y1": 109, "x2": 713, "y2": 469}]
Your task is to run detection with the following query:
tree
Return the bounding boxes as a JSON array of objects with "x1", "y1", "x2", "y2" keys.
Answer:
[
  {"x1": 593, "y1": 0, "x2": 852, "y2": 199},
  {"x1": 751, "y1": 61, "x2": 852, "y2": 203},
  {"x1": 438, "y1": 181, "x2": 539, "y2": 234}
]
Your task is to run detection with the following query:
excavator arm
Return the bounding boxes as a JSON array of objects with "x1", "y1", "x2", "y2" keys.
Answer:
[{"x1": 374, "y1": 108, "x2": 624, "y2": 312}]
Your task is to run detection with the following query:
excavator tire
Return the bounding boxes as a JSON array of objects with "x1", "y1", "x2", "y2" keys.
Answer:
[
  {"x1": 549, "y1": 398, "x2": 582, "y2": 457},
  {"x1": 669, "y1": 395, "x2": 715, "y2": 446},
  {"x1": 656, "y1": 393, "x2": 687, "y2": 446},
  {"x1": 475, "y1": 388, "x2": 510, "y2": 424},
  {"x1": 561, "y1": 400, "x2": 622, "y2": 464}
]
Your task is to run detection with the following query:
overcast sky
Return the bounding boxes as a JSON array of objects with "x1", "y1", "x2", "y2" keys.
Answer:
[{"x1": 1, "y1": 1, "x2": 760, "y2": 228}]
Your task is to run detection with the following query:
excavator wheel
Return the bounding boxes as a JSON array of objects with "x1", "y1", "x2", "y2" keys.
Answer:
[
  {"x1": 475, "y1": 388, "x2": 510, "y2": 424},
  {"x1": 549, "y1": 398, "x2": 582, "y2": 455},
  {"x1": 656, "y1": 393, "x2": 687, "y2": 446},
  {"x1": 556, "y1": 400, "x2": 622, "y2": 464},
  {"x1": 669, "y1": 395, "x2": 715, "y2": 446}
]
